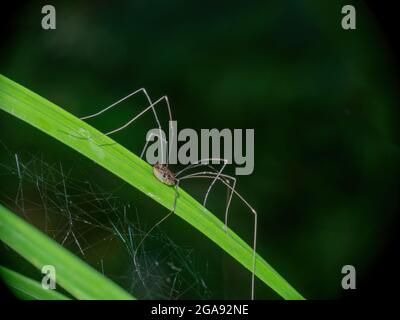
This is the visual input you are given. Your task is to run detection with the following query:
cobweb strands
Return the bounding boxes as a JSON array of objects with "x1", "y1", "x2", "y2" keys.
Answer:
[{"x1": 0, "y1": 145, "x2": 211, "y2": 299}]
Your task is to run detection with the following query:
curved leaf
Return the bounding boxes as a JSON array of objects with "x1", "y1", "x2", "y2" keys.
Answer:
[{"x1": 0, "y1": 74, "x2": 304, "y2": 299}]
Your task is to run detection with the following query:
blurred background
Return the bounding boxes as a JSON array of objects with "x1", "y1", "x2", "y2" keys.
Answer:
[{"x1": 0, "y1": 0, "x2": 399, "y2": 299}]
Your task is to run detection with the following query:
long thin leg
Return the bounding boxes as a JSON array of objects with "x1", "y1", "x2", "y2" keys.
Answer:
[
  {"x1": 105, "y1": 96, "x2": 171, "y2": 163},
  {"x1": 175, "y1": 158, "x2": 229, "y2": 206},
  {"x1": 178, "y1": 168, "x2": 236, "y2": 232},
  {"x1": 133, "y1": 181, "x2": 180, "y2": 286},
  {"x1": 80, "y1": 88, "x2": 174, "y2": 163},
  {"x1": 80, "y1": 88, "x2": 153, "y2": 120},
  {"x1": 175, "y1": 158, "x2": 228, "y2": 177},
  {"x1": 140, "y1": 132, "x2": 168, "y2": 160},
  {"x1": 103, "y1": 96, "x2": 169, "y2": 136},
  {"x1": 179, "y1": 173, "x2": 257, "y2": 300},
  {"x1": 177, "y1": 161, "x2": 234, "y2": 218}
]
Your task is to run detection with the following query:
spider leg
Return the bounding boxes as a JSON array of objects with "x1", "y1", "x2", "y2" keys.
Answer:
[
  {"x1": 80, "y1": 88, "x2": 152, "y2": 120},
  {"x1": 79, "y1": 88, "x2": 174, "y2": 163},
  {"x1": 177, "y1": 166, "x2": 235, "y2": 232},
  {"x1": 133, "y1": 181, "x2": 180, "y2": 288},
  {"x1": 175, "y1": 158, "x2": 229, "y2": 208},
  {"x1": 140, "y1": 132, "x2": 168, "y2": 160},
  {"x1": 175, "y1": 158, "x2": 228, "y2": 177},
  {"x1": 179, "y1": 172, "x2": 257, "y2": 300}
]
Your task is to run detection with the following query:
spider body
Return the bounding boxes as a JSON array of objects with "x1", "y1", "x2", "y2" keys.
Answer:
[
  {"x1": 153, "y1": 162, "x2": 176, "y2": 186},
  {"x1": 80, "y1": 88, "x2": 257, "y2": 299}
]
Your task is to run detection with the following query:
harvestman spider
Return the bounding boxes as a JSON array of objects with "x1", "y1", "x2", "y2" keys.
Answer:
[{"x1": 80, "y1": 89, "x2": 258, "y2": 299}]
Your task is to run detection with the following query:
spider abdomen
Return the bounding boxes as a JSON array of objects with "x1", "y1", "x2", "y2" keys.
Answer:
[{"x1": 153, "y1": 163, "x2": 176, "y2": 186}]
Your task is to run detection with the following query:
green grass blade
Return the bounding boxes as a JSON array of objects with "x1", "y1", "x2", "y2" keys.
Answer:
[
  {"x1": 0, "y1": 265, "x2": 71, "y2": 300},
  {"x1": 0, "y1": 74, "x2": 304, "y2": 299},
  {"x1": 0, "y1": 204, "x2": 134, "y2": 300}
]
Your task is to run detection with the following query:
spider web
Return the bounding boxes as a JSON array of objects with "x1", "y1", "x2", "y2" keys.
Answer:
[{"x1": 0, "y1": 144, "x2": 211, "y2": 299}]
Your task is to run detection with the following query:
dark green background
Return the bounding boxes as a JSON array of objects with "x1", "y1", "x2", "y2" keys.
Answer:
[{"x1": 1, "y1": 0, "x2": 399, "y2": 299}]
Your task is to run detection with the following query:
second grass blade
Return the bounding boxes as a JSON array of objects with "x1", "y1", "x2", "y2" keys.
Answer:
[
  {"x1": 0, "y1": 266, "x2": 71, "y2": 300},
  {"x1": 0, "y1": 204, "x2": 134, "y2": 300}
]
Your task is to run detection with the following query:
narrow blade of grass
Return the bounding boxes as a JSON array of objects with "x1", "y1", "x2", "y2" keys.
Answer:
[
  {"x1": 0, "y1": 204, "x2": 134, "y2": 300},
  {"x1": 0, "y1": 265, "x2": 71, "y2": 300},
  {"x1": 0, "y1": 74, "x2": 304, "y2": 299}
]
